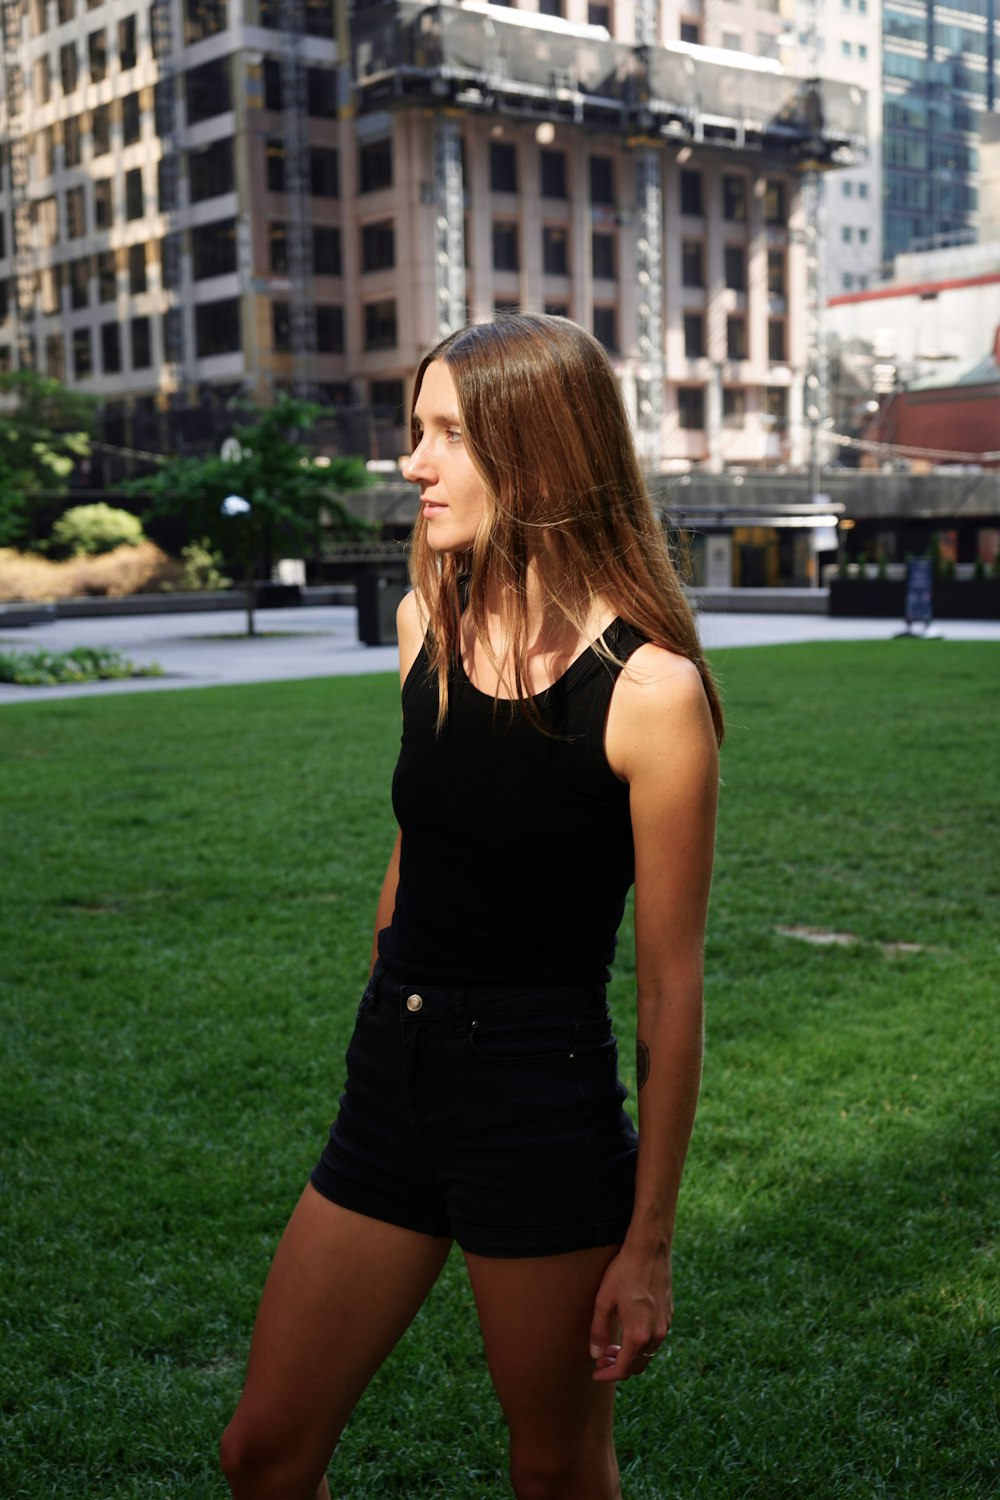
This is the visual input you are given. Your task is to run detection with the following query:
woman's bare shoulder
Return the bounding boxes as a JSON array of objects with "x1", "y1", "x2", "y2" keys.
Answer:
[
  {"x1": 607, "y1": 643, "x2": 716, "y2": 782},
  {"x1": 396, "y1": 588, "x2": 428, "y2": 687}
]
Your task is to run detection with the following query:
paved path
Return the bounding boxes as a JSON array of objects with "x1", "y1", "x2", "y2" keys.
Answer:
[{"x1": 1, "y1": 604, "x2": 998, "y2": 705}]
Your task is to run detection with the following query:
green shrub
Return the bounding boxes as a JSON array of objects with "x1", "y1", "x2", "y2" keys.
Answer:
[
  {"x1": 167, "y1": 537, "x2": 232, "y2": 593},
  {"x1": 0, "y1": 646, "x2": 163, "y2": 686},
  {"x1": 50, "y1": 504, "x2": 145, "y2": 558}
]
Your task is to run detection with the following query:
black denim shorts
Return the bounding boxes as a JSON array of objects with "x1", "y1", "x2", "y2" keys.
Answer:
[{"x1": 310, "y1": 961, "x2": 638, "y2": 1258}]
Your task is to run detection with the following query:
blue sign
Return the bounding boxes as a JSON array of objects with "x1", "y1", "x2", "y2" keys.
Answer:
[{"x1": 905, "y1": 558, "x2": 934, "y2": 625}]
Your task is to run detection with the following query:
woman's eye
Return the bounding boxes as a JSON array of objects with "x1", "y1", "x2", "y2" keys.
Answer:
[{"x1": 446, "y1": 429, "x2": 462, "y2": 444}]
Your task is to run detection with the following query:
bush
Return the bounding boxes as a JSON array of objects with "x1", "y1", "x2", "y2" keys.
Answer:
[
  {"x1": 50, "y1": 504, "x2": 145, "y2": 557},
  {"x1": 0, "y1": 542, "x2": 178, "y2": 602},
  {"x1": 0, "y1": 646, "x2": 163, "y2": 686},
  {"x1": 167, "y1": 538, "x2": 232, "y2": 593}
]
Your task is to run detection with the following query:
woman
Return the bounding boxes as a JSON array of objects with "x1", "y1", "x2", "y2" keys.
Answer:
[{"x1": 221, "y1": 314, "x2": 722, "y2": 1500}]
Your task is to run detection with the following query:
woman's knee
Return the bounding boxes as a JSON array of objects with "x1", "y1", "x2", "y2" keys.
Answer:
[
  {"x1": 508, "y1": 1445, "x2": 621, "y2": 1500},
  {"x1": 219, "y1": 1410, "x2": 327, "y2": 1499}
]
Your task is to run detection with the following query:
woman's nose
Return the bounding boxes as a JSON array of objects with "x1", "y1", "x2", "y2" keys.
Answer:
[{"x1": 402, "y1": 437, "x2": 432, "y2": 483}]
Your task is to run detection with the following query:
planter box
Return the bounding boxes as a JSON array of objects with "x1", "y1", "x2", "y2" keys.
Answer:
[{"x1": 829, "y1": 578, "x2": 1000, "y2": 620}]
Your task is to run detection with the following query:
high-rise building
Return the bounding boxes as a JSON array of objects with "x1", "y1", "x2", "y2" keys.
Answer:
[
  {"x1": 0, "y1": 0, "x2": 864, "y2": 473},
  {"x1": 883, "y1": 0, "x2": 1000, "y2": 260}
]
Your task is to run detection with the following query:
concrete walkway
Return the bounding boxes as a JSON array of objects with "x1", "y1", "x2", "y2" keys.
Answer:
[{"x1": 1, "y1": 603, "x2": 998, "y2": 705}]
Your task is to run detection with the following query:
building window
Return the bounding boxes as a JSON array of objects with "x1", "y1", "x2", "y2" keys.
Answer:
[
  {"x1": 361, "y1": 220, "x2": 395, "y2": 272},
  {"x1": 194, "y1": 298, "x2": 241, "y2": 357},
  {"x1": 723, "y1": 388, "x2": 746, "y2": 425},
  {"x1": 858, "y1": 182, "x2": 869, "y2": 200},
  {"x1": 314, "y1": 225, "x2": 341, "y2": 275},
  {"x1": 272, "y1": 301, "x2": 291, "y2": 352},
  {"x1": 184, "y1": 0, "x2": 228, "y2": 44},
  {"x1": 591, "y1": 231, "x2": 616, "y2": 279},
  {"x1": 859, "y1": 43, "x2": 867, "y2": 59},
  {"x1": 842, "y1": 226, "x2": 852, "y2": 243},
  {"x1": 724, "y1": 244, "x2": 746, "y2": 291},
  {"x1": 69, "y1": 256, "x2": 90, "y2": 307},
  {"x1": 131, "y1": 315, "x2": 151, "y2": 370},
  {"x1": 722, "y1": 174, "x2": 747, "y2": 222},
  {"x1": 680, "y1": 169, "x2": 703, "y2": 216},
  {"x1": 60, "y1": 42, "x2": 79, "y2": 94},
  {"x1": 191, "y1": 218, "x2": 237, "y2": 279},
  {"x1": 40, "y1": 265, "x2": 62, "y2": 314},
  {"x1": 118, "y1": 14, "x2": 137, "y2": 69},
  {"x1": 684, "y1": 313, "x2": 705, "y2": 359},
  {"x1": 66, "y1": 184, "x2": 86, "y2": 238},
  {"x1": 371, "y1": 378, "x2": 405, "y2": 424},
  {"x1": 540, "y1": 149, "x2": 567, "y2": 199},
  {"x1": 72, "y1": 326, "x2": 92, "y2": 378},
  {"x1": 768, "y1": 319, "x2": 786, "y2": 362},
  {"x1": 843, "y1": 272, "x2": 855, "y2": 290},
  {"x1": 681, "y1": 240, "x2": 704, "y2": 288},
  {"x1": 364, "y1": 299, "x2": 397, "y2": 350},
  {"x1": 359, "y1": 138, "x2": 392, "y2": 193},
  {"x1": 266, "y1": 139, "x2": 285, "y2": 192},
  {"x1": 538, "y1": 0, "x2": 563, "y2": 14},
  {"x1": 269, "y1": 222, "x2": 288, "y2": 274},
  {"x1": 680, "y1": 22, "x2": 700, "y2": 42},
  {"x1": 767, "y1": 249, "x2": 785, "y2": 295},
  {"x1": 264, "y1": 58, "x2": 283, "y2": 111},
  {"x1": 189, "y1": 139, "x2": 235, "y2": 202},
  {"x1": 859, "y1": 228, "x2": 869, "y2": 245},
  {"x1": 764, "y1": 179, "x2": 787, "y2": 225},
  {"x1": 58, "y1": 0, "x2": 75, "y2": 20},
  {"x1": 492, "y1": 222, "x2": 520, "y2": 272},
  {"x1": 128, "y1": 243, "x2": 146, "y2": 294},
  {"x1": 186, "y1": 58, "x2": 231, "y2": 123},
  {"x1": 592, "y1": 306, "x2": 617, "y2": 353},
  {"x1": 124, "y1": 168, "x2": 144, "y2": 220},
  {"x1": 764, "y1": 386, "x2": 786, "y2": 425},
  {"x1": 589, "y1": 4, "x2": 610, "y2": 26},
  {"x1": 46, "y1": 332, "x2": 65, "y2": 381},
  {"x1": 315, "y1": 304, "x2": 344, "y2": 354},
  {"x1": 88, "y1": 30, "x2": 106, "y2": 82},
  {"x1": 490, "y1": 142, "x2": 518, "y2": 194},
  {"x1": 543, "y1": 226, "x2": 569, "y2": 276},
  {"x1": 589, "y1": 155, "x2": 614, "y2": 206},
  {"x1": 101, "y1": 322, "x2": 121, "y2": 374},
  {"x1": 841, "y1": 40, "x2": 851, "y2": 57},
  {"x1": 842, "y1": 181, "x2": 853, "y2": 197},
  {"x1": 92, "y1": 103, "x2": 111, "y2": 156},
  {"x1": 306, "y1": 66, "x2": 336, "y2": 118},
  {"x1": 97, "y1": 249, "x2": 116, "y2": 300},
  {"x1": 63, "y1": 115, "x2": 82, "y2": 168},
  {"x1": 678, "y1": 386, "x2": 705, "y2": 429},
  {"x1": 544, "y1": 301, "x2": 570, "y2": 318},
  {"x1": 122, "y1": 91, "x2": 141, "y2": 146},
  {"x1": 310, "y1": 147, "x2": 339, "y2": 197},
  {"x1": 727, "y1": 316, "x2": 748, "y2": 361}
]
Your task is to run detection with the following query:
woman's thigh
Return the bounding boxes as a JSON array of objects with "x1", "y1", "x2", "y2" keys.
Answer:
[
  {"x1": 222, "y1": 1185, "x2": 451, "y2": 1493},
  {"x1": 464, "y1": 1244, "x2": 622, "y2": 1500}
]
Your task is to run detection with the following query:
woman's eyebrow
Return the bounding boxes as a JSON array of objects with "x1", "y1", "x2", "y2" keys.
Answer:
[{"x1": 414, "y1": 406, "x2": 461, "y2": 428}]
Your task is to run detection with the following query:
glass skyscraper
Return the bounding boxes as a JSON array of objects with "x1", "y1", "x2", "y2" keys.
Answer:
[{"x1": 883, "y1": 0, "x2": 1000, "y2": 261}]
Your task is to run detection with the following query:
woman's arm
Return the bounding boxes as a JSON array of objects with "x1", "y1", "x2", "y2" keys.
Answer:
[
  {"x1": 590, "y1": 647, "x2": 719, "y2": 1382},
  {"x1": 369, "y1": 590, "x2": 427, "y2": 970}
]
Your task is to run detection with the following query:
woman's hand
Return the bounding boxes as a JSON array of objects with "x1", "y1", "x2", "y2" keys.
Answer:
[{"x1": 588, "y1": 1241, "x2": 673, "y2": 1381}]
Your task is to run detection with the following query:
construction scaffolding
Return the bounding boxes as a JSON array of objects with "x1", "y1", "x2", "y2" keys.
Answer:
[
  {"x1": 1, "y1": 0, "x2": 36, "y2": 370},
  {"x1": 151, "y1": 0, "x2": 186, "y2": 384},
  {"x1": 280, "y1": 0, "x2": 317, "y2": 395}
]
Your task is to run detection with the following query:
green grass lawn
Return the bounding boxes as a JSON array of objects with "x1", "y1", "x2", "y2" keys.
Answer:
[{"x1": 1, "y1": 641, "x2": 997, "y2": 1499}]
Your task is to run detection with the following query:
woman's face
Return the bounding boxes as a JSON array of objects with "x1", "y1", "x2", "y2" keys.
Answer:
[{"x1": 402, "y1": 361, "x2": 489, "y2": 553}]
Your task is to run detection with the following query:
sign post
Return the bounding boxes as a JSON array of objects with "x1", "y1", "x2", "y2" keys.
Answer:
[{"x1": 899, "y1": 557, "x2": 941, "y2": 638}]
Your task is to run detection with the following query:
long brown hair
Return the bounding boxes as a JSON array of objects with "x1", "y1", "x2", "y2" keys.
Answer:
[{"x1": 408, "y1": 314, "x2": 723, "y2": 745}]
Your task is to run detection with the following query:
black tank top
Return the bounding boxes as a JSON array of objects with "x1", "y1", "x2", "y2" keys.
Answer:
[{"x1": 378, "y1": 619, "x2": 647, "y2": 987}]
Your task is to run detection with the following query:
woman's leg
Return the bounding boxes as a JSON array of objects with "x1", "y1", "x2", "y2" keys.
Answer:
[
  {"x1": 464, "y1": 1245, "x2": 623, "y2": 1500},
  {"x1": 221, "y1": 1185, "x2": 452, "y2": 1500}
]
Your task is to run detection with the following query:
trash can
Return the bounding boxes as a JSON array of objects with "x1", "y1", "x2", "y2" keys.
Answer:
[{"x1": 356, "y1": 565, "x2": 407, "y2": 646}]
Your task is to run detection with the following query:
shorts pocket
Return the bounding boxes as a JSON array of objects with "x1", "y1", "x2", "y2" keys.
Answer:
[{"x1": 467, "y1": 1008, "x2": 613, "y2": 1065}]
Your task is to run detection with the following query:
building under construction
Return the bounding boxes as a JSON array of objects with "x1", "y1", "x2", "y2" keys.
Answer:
[{"x1": 0, "y1": 0, "x2": 865, "y2": 480}]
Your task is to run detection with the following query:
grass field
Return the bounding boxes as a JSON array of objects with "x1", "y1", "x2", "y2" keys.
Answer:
[{"x1": 1, "y1": 640, "x2": 997, "y2": 1499}]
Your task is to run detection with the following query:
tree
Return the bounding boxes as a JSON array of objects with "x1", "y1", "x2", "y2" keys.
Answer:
[
  {"x1": 0, "y1": 372, "x2": 98, "y2": 548},
  {"x1": 123, "y1": 393, "x2": 370, "y2": 635}
]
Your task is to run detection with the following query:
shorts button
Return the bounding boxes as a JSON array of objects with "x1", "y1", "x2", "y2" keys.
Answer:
[{"x1": 406, "y1": 993, "x2": 423, "y2": 1013}]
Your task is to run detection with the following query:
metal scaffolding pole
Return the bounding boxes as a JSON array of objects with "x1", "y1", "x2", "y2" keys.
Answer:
[
  {"x1": 433, "y1": 115, "x2": 466, "y2": 340},
  {"x1": 2, "y1": 0, "x2": 36, "y2": 370},
  {"x1": 152, "y1": 0, "x2": 186, "y2": 386},
  {"x1": 280, "y1": 0, "x2": 316, "y2": 396},
  {"x1": 634, "y1": 147, "x2": 665, "y2": 470}
]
